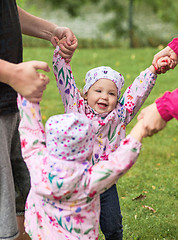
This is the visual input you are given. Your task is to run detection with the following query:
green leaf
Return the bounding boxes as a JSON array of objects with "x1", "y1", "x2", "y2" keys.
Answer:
[
  {"x1": 74, "y1": 228, "x2": 81, "y2": 234},
  {"x1": 57, "y1": 181, "x2": 63, "y2": 189},
  {"x1": 84, "y1": 228, "x2": 93, "y2": 234},
  {"x1": 48, "y1": 173, "x2": 57, "y2": 183},
  {"x1": 58, "y1": 67, "x2": 64, "y2": 80},
  {"x1": 55, "y1": 216, "x2": 62, "y2": 227},
  {"x1": 32, "y1": 139, "x2": 38, "y2": 145}
]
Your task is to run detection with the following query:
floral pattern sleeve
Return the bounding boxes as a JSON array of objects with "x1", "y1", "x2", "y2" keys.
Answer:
[
  {"x1": 17, "y1": 94, "x2": 83, "y2": 198},
  {"x1": 84, "y1": 135, "x2": 142, "y2": 197},
  {"x1": 119, "y1": 68, "x2": 157, "y2": 124},
  {"x1": 53, "y1": 46, "x2": 84, "y2": 113}
]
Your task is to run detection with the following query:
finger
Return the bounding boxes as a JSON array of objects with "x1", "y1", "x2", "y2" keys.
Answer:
[
  {"x1": 38, "y1": 73, "x2": 50, "y2": 85},
  {"x1": 137, "y1": 113, "x2": 143, "y2": 120},
  {"x1": 31, "y1": 61, "x2": 51, "y2": 72}
]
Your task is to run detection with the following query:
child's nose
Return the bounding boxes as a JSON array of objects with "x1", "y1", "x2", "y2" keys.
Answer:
[{"x1": 101, "y1": 92, "x2": 108, "y2": 99}]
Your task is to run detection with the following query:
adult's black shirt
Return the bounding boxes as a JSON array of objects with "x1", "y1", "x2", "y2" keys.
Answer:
[{"x1": 0, "y1": 0, "x2": 23, "y2": 114}]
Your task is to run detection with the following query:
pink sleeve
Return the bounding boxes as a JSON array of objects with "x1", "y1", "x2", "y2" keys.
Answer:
[
  {"x1": 168, "y1": 38, "x2": 178, "y2": 56},
  {"x1": 155, "y1": 89, "x2": 178, "y2": 121},
  {"x1": 84, "y1": 135, "x2": 142, "y2": 196}
]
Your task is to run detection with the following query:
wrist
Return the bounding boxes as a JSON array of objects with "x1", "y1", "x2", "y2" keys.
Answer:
[
  {"x1": 148, "y1": 65, "x2": 157, "y2": 74},
  {"x1": 0, "y1": 60, "x2": 15, "y2": 85}
]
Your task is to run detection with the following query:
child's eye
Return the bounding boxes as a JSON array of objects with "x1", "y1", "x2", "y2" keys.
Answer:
[
  {"x1": 109, "y1": 92, "x2": 116, "y2": 96},
  {"x1": 95, "y1": 90, "x2": 101, "y2": 93}
]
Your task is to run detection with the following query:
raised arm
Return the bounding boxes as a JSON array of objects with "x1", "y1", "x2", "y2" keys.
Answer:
[
  {"x1": 53, "y1": 46, "x2": 84, "y2": 113},
  {"x1": 119, "y1": 68, "x2": 157, "y2": 124}
]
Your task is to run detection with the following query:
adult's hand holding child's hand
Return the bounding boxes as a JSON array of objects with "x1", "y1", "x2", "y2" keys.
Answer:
[{"x1": 8, "y1": 61, "x2": 50, "y2": 103}]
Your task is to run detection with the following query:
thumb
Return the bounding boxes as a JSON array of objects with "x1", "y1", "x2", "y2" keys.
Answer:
[
  {"x1": 30, "y1": 61, "x2": 51, "y2": 72},
  {"x1": 137, "y1": 112, "x2": 143, "y2": 121}
]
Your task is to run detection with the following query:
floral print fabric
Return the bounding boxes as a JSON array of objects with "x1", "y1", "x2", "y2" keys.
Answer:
[
  {"x1": 17, "y1": 94, "x2": 141, "y2": 240},
  {"x1": 53, "y1": 46, "x2": 157, "y2": 165}
]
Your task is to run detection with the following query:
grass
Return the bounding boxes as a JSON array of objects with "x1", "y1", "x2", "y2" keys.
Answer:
[{"x1": 23, "y1": 46, "x2": 178, "y2": 240}]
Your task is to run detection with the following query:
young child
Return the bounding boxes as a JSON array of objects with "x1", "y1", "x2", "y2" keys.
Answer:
[
  {"x1": 52, "y1": 44, "x2": 168, "y2": 239},
  {"x1": 17, "y1": 93, "x2": 145, "y2": 240}
]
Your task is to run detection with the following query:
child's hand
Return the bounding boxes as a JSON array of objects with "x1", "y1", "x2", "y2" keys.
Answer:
[
  {"x1": 155, "y1": 56, "x2": 175, "y2": 74},
  {"x1": 152, "y1": 46, "x2": 178, "y2": 71},
  {"x1": 53, "y1": 36, "x2": 77, "y2": 63}
]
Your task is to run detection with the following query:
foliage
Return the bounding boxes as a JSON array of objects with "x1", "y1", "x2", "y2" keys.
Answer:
[
  {"x1": 23, "y1": 46, "x2": 178, "y2": 240},
  {"x1": 135, "y1": 0, "x2": 178, "y2": 26}
]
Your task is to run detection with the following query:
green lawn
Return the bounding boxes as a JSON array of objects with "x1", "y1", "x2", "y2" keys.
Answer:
[{"x1": 24, "y1": 46, "x2": 178, "y2": 240}]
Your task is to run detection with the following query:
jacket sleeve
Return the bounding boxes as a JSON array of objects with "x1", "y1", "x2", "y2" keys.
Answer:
[
  {"x1": 17, "y1": 94, "x2": 78, "y2": 198},
  {"x1": 84, "y1": 135, "x2": 142, "y2": 198},
  {"x1": 53, "y1": 46, "x2": 84, "y2": 113},
  {"x1": 155, "y1": 89, "x2": 178, "y2": 121},
  {"x1": 168, "y1": 37, "x2": 178, "y2": 56},
  {"x1": 119, "y1": 68, "x2": 157, "y2": 124}
]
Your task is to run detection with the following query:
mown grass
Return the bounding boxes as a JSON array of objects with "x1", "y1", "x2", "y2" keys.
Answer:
[{"x1": 23, "y1": 46, "x2": 178, "y2": 240}]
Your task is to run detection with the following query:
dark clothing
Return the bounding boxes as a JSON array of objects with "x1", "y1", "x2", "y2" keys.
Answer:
[
  {"x1": 0, "y1": 1, "x2": 30, "y2": 239},
  {"x1": 0, "y1": 0, "x2": 22, "y2": 114},
  {"x1": 100, "y1": 184, "x2": 123, "y2": 240}
]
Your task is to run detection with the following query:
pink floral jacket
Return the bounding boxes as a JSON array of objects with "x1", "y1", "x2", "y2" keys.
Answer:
[
  {"x1": 17, "y1": 94, "x2": 141, "y2": 240},
  {"x1": 53, "y1": 46, "x2": 157, "y2": 164}
]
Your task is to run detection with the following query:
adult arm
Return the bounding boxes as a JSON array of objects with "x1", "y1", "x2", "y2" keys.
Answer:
[
  {"x1": 18, "y1": 6, "x2": 78, "y2": 60},
  {"x1": 0, "y1": 60, "x2": 50, "y2": 102},
  {"x1": 137, "y1": 89, "x2": 178, "y2": 136},
  {"x1": 156, "y1": 89, "x2": 178, "y2": 121}
]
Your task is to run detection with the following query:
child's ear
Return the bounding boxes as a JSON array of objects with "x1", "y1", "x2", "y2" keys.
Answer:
[{"x1": 82, "y1": 93, "x2": 87, "y2": 100}]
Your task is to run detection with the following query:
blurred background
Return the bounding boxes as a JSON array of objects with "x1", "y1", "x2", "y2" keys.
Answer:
[{"x1": 17, "y1": 0, "x2": 177, "y2": 48}]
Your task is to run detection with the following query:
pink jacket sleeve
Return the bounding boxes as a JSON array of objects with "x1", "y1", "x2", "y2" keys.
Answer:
[
  {"x1": 84, "y1": 135, "x2": 142, "y2": 196},
  {"x1": 155, "y1": 89, "x2": 178, "y2": 121},
  {"x1": 168, "y1": 37, "x2": 178, "y2": 56},
  {"x1": 53, "y1": 46, "x2": 84, "y2": 113}
]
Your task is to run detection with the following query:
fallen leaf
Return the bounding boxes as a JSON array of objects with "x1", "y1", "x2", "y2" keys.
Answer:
[
  {"x1": 152, "y1": 185, "x2": 156, "y2": 190},
  {"x1": 121, "y1": 197, "x2": 126, "y2": 199},
  {"x1": 132, "y1": 194, "x2": 146, "y2": 201},
  {"x1": 142, "y1": 205, "x2": 156, "y2": 213}
]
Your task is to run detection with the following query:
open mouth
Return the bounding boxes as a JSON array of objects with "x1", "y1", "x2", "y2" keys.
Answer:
[{"x1": 97, "y1": 103, "x2": 108, "y2": 109}]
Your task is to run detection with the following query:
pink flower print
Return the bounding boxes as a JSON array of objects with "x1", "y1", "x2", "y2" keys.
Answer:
[
  {"x1": 73, "y1": 214, "x2": 86, "y2": 224},
  {"x1": 89, "y1": 191, "x2": 97, "y2": 198},
  {"x1": 121, "y1": 124, "x2": 125, "y2": 130},
  {"x1": 122, "y1": 138, "x2": 130, "y2": 145},
  {"x1": 88, "y1": 166, "x2": 93, "y2": 174},
  {"x1": 25, "y1": 202, "x2": 28, "y2": 209},
  {"x1": 73, "y1": 189, "x2": 78, "y2": 194},
  {"x1": 21, "y1": 139, "x2": 27, "y2": 148},
  {"x1": 101, "y1": 152, "x2": 109, "y2": 160},
  {"x1": 126, "y1": 160, "x2": 134, "y2": 169},
  {"x1": 78, "y1": 99, "x2": 84, "y2": 108},
  {"x1": 98, "y1": 120, "x2": 105, "y2": 126},
  {"x1": 53, "y1": 195, "x2": 62, "y2": 200},
  {"x1": 36, "y1": 211, "x2": 43, "y2": 224}
]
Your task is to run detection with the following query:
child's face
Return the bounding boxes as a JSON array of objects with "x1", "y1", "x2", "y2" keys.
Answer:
[{"x1": 86, "y1": 78, "x2": 118, "y2": 114}]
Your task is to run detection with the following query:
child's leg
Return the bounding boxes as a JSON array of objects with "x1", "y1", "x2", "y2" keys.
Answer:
[{"x1": 100, "y1": 184, "x2": 123, "y2": 240}]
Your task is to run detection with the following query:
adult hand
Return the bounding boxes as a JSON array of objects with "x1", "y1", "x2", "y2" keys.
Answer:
[
  {"x1": 137, "y1": 103, "x2": 167, "y2": 137},
  {"x1": 51, "y1": 27, "x2": 78, "y2": 62},
  {"x1": 152, "y1": 46, "x2": 178, "y2": 73},
  {"x1": 8, "y1": 61, "x2": 50, "y2": 102}
]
